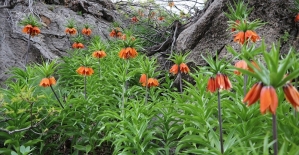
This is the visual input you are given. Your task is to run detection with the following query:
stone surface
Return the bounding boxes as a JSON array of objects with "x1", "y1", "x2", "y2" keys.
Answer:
[
  {"x1": 0, "y1": 0, "x2": 118, "y2": 84},
  {"x1": 176, "y1": 0, "x2": 297, "y2": 66}
]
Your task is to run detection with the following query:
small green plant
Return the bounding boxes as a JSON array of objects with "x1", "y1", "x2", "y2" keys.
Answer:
[{"x1": 281, "y1": 30, "x2": 290, "y2": 43}]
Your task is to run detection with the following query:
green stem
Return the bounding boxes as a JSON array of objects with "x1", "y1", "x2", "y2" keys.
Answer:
[
  {"x1": 145, "y1": 75, "x2": 148, "y2": 105},
  {"x1": 217, "y1": 89, "x2": 224, "y2": 154},
  {"x1": 272, "y1": 114, "x2": 278, "y2": 155},
  {"x1": 243, "y1": 74, "x2": 248, "y2": 97},
  {"x1": 84, "y1": 75, "x2": 87, "y2": 99},
  {"x1": 121, "y1": 60, "x2": 129, "y2": 117},
  {"x1": 98, "y1": 59, "x2": 101, "y2": 78},
  {"x1": 178, "y1": 65, "x2": 182, "y2": 93},
  {"x1": 24, "y1": 35, "x2": 31, "y2": 70},
  {"x1": 295, "y1": 78, "x2": 298, "y2": 117},
  {"x1": 50, "y1": 85, "x2": 64, "y2": 109}
]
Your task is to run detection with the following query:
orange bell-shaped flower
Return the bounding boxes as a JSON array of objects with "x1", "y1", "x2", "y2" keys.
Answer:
[{"x1": 260, "y1": 86, "x2": 278, "y2": 114}]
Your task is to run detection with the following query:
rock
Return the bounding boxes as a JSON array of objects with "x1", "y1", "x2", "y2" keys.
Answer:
[
  {"x1": 176, "y1": 0, "x2": 296, "y2": 66},
  {"x1": 0, "y1": 0, "x2": 119, "y2": 85}
]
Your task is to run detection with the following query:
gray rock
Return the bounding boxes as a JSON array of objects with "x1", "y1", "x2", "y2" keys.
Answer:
[
  {"x1": 176, "y1": 0, "x2": 296, "y2": 66},
  {"x1": 0, "y1": 0, "x2": 119, "y2": 84}
]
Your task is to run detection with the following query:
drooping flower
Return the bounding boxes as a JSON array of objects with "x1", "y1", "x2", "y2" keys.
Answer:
[
  {"x1": 72, "y1": 42, "x2": 84, "y2": 49},
  {"x1": 170, "y1": 63, "x2": 190, "y2": 75},
  {"x1": 179, "y1": 63, "x2": 190, "y2": 74},
  {"x1": 22, "y1": 25, "x2": 41, "y2": 37},
  {"x1": 244, "y1": 83, "x2": 278, "y2": 114},
  {"x1": 207, "y1": 77, "x2": 216, "y2": 93},
  {"x1": 260, "y1": 86, "x2": 278, "y2": 114},
  {"x1": 92, "y1": 50, "x2": 107, "y2": 58},
  {"x1": 295, "y1": 13, "x2": 299, "y2": 22},
  {"x1": 39, "y1": 77, "x2": 57, "y2": 87},
  {"x1": 117, "y1": 31, "x2": 123, "y2": 38},
  {"x1": 169, "y1": 64, "x2": 179, "y2": 74},
  {"x1": 76, "y1": 66, "x2": 94, "y2": 76},
  {"x1": 243, "y1": 82, "x2": 263, "y2": 106},
  {"x1": 233, "y1": 31, "x2": 245, "y2": 44},
  {"x1": 234, "y1": 30, "x2": 260, "y2": 44},
  {"x1": 109, "y1": 29, "x2": 116, "y2": 37},
  {"x1": 82, "y1": 28, "x2": 92, "y2": 36},
  {"x1": 283, "y1": 83, "x2": 299, "y2": 111},
  {"x1": 139, "y1": 74, "x2": 147, "y2": 86},
  {"x1": 158, "y1": 16, "x2": 165, "y2": 21},
  {"x1": 245, "y1": 30, "x2": 260, "y2": 43},
  {"x1": 118, "y1": 47, "x2": 138, "y2": 59},
  {"x1": 22, "y1": 24, "x2": 33, "y2": 34},
  {"x1": 131, "y1": 16, "x2": 138, "y2": 23},
  {"x1": 139, "y1": 74, "x2": 159, "y2": 87},
  {"x1": 215, "y1": 73, "x2": 232, "y2": 90},
  {"x1": 65, "y1": 27, "x2": 77, "y2": 35},
  {"x1": 147, "y1": 78, "x2": 159, "y2": 87},
  {"x1": 234, "y1": 60, "x2": 248, "y2": 75}
]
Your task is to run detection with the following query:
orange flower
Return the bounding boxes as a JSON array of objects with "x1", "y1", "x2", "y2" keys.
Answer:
[
  {"x1": 168, "y1": 2, "x2": 174, "y2": 7},
  {"x1": 117, "y1": 32, "x2": 123, "y2": 38},
  {"x1": 295, "y1": 13, "x2": 299, "y2": 22},
  {"x1": 92, "y1": 50, "x2": 107, "y2": 58},
  {"x1": 170, "y1": 63, "x2": 190, "y2": 75},
  {"x1": 22, "y1": 25, "x2": 40, "y2": 37},
  {"x1": 233, "y1": 31, "x2": 245, "y2": 44},
  {"x1": 121, "y1": 34, "x2": 126, "y2": 40},
  {"x1": 65, "y1": 28, "x2": 77, "y2": 35},
  {"x1": 169, "y1": 64, "x2": 179, "y2": 74},
  {"x1": 207, "y1": 77, "x2": 216, "y2": 93},
  {"x1": 118, "y1": 47, "x2": 138, "y2": 59},
  {"x1": 131, "y1": 16, "x2": 138, "y2": 23},
  {"x1": 231, "y1": 20, "x2": 240, "y2": 32},
  {"x1": 260, "y1": 86, "x2": 278, "y2": 114},
  {"x1": 180, "y1": 63, "x2": 190, "y2": 74},
  {"x1": 109, "y1": 30, "x2": 116, "y2": 37},
  {"x1": 283, "y1": 83, "x2": 299, "y2": 111},
  {"x1": 49, "y1": 77, "x2": 57, "y2": 85},
  {"x1": 72, "y1": 42, "x2": 84, "y2": 49},
  {"x1": 223, "y1": 75, "x2": 232, "y2": 90},
  {"x1": 139, "y1": 74, "x2": 147, "y2": 86},
  {"x1": 82, "y1": 28, "x2": 92, "y2": 36},
  {"x1": 245, "y1": 30, "x2": 260, "y2": 43},
  {"x1": 39, "y1": 77, "x2": 56, "y2": 87},
  {"x1": 147, "y1": 78, "x2": 159, "y2": 87},
  {"x1": 76, "y1": 66, "x2": 94, "y2": 76},
  {"x1": 234, "y1": 30, "x2": 260, "y2": 44},
  {"x1": 31, "y1": 27, "x2": 40, "y2": 37},
  {"x1": 139, "y1": 74, "x2": 159, "y2": 87},
  {"x1": 22, "y1": 24, "x2": 33, "y2": 34},
  {"x1": 234, "y1": 60, "x2": 248, "y2": 75},
  {"x1": 215, "y1": 73, "x2": 232, "y2": 90},
  {"x1": 158, "y1": 16, "x2": 165, "y2": 21},
  {"x1": 243, "y1": 82, "x2": 263, "y2": 106}
]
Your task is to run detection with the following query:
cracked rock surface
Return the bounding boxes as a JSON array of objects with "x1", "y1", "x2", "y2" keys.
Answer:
[{"x1": 0, "y1": 0, "x2": 119, "y2": 84}]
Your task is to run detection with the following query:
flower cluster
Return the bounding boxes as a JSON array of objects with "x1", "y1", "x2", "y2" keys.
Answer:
[
  {"x1": 207, "y1": 74, "x2": 232, "y2": 93},
  {"x1": 139, "y1": 74, "x2": 159, "y2": 87},
  {"x1": 39, "y1": 77, "x2": 56, "y2": 87}
]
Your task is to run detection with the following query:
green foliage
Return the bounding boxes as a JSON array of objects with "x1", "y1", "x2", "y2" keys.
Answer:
[{"x1": 2, "y1": 1, "x2": 299, "y2": 154}]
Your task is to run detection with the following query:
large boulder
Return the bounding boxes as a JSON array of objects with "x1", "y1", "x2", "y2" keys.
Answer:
[
  {"x1": 0, "y1": 0, "x2": 118, "y2": 84},
  {"x1": 176, "y1": 0, "x2": 297, "y2": 66}
]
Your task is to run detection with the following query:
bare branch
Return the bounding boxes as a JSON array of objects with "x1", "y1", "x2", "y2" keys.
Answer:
[{"x1": 0, "y1": 116, "x2": 48, "y2": 134}]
